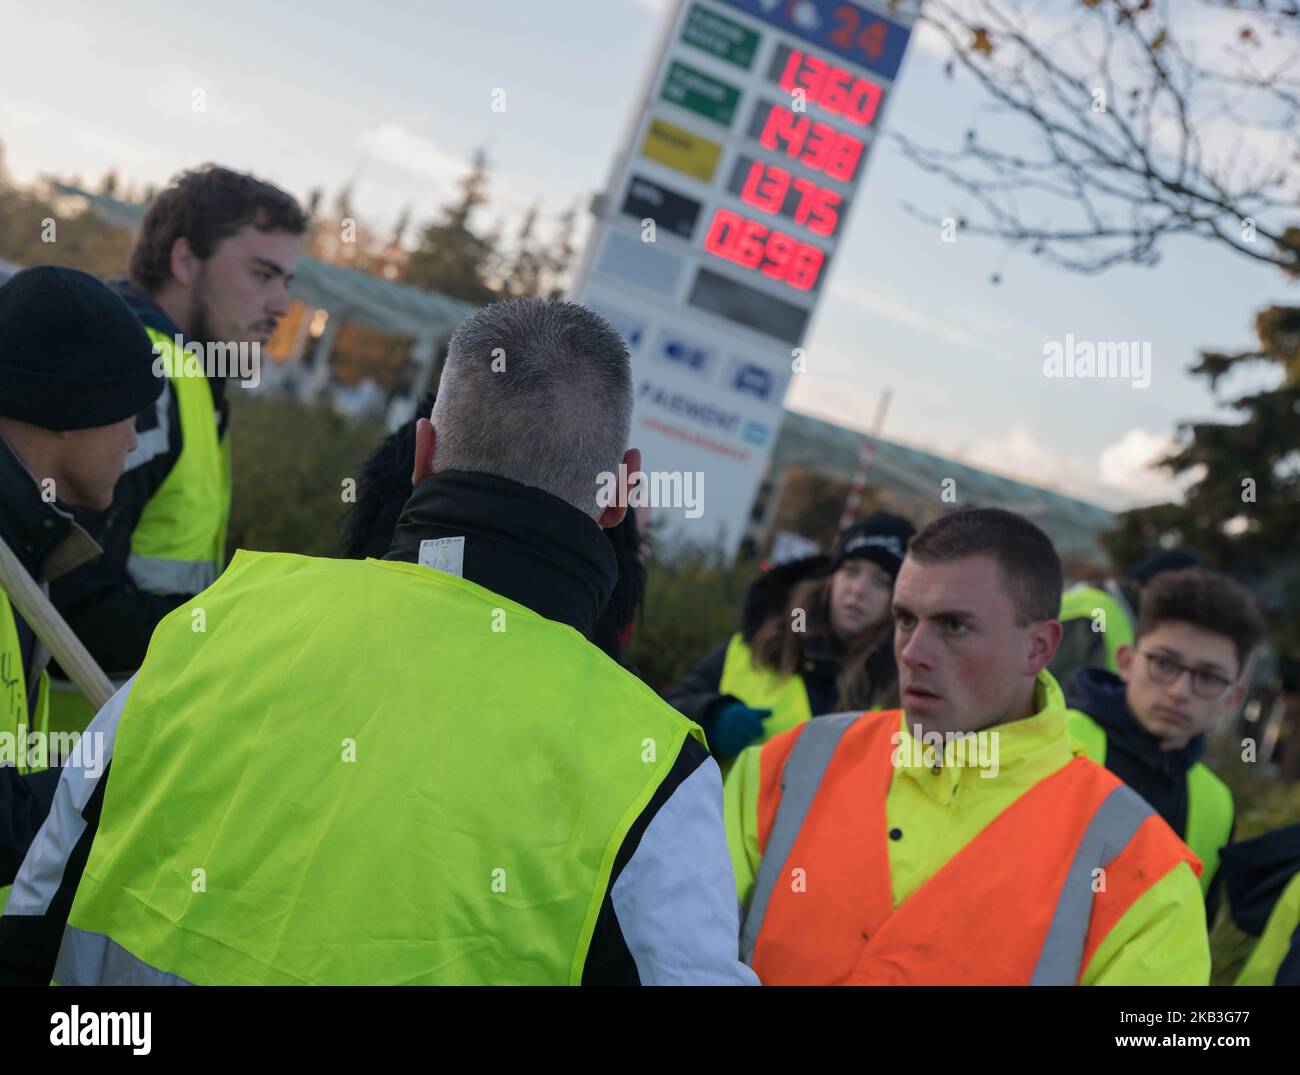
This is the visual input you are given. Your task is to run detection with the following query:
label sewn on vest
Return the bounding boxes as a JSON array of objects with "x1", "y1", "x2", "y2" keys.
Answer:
[{"x1": 418, "y1": 537, "x2": 465, "y2": 578}]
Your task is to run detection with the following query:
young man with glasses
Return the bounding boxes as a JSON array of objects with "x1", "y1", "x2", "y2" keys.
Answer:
[{"x1": 1065, "y1": 567, "x2": 1266, "y2": 924}]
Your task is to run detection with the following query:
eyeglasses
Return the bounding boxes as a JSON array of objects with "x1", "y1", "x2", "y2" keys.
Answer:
[{"x1": 1140, "y1": 650, "x2": 1233, "y2": 700}]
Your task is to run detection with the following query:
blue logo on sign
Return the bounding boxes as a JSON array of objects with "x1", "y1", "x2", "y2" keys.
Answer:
[
  {"x1": 660, "y1": 336, "x2": 715, "y2": 376},
  {"x1": 665, "y1": 339, "x2": 708, "y2": 370},
  {"x1": 732, "y1": 363, "x2": 773, "y2": 400},
  {"x1": 743, "y1": 421, "x2": 769, "y2": 446}
]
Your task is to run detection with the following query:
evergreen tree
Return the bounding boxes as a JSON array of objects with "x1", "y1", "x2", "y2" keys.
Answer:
[
  {"x1": 1106, "y1": 263, "x2": 1300, "y2": 650},
  {"x1": 404, "y1": 147, "x2": 498, "y2": 306}
]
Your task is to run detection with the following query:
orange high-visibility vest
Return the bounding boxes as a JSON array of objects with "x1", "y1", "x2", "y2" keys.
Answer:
[{"x1": 741, "y1": 710, "x2": 1200, "y2": 985}]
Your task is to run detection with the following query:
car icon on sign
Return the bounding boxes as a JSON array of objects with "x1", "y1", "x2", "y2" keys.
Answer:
[{"x1": 732, "y1": 363, "x2": 773, "y2": 400}]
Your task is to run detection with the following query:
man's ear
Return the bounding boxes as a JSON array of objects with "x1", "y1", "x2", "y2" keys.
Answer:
[
  {"x1": 1116, "y1": 643, "x2": 1136, "y2": 682},
  {"x1": 1027, "y1": 618, "x2": 1063, "y2": 675},
  {"x1": 597, "y1": 447, "x2": 640, "y2": 529},
  {"x1": 1222, "y1": 678, "x2": 1246, "y2": 716},
  {"x1": 411, "y1": 417, "x2": 436, "y2": 486},
  {"x1": 169, "y1": 237, "x2": 198, "y2": 288}
]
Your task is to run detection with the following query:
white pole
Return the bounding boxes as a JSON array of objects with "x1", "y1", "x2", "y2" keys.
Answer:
[
  {"x1": 838, "y1": 388, "x2": 893, "y2": 532},
  {"x1": 0, "y1": 533, "x2": 115, "y2": 711}
]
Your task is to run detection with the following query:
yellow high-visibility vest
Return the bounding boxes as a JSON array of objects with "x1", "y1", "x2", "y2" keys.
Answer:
[{"x1": 58, "y1": 550, "x2": 705, "y2": 984}]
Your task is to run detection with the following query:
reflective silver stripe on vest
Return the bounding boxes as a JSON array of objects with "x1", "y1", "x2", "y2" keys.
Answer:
[
  {"x1": 54, "y1": 925, "x2": 193, "y2": 986},
  {"x1": 739, "y1": 712, "x2": 861, "y2": 964},
  {"x1": 1030, "y1": 781, "x2": 1154, "y2": 985},
  {"x1": 123, "y1": 381, "x2": 172, "y2": 473},
  {"x1": 127, "y1": 553, "x2": 217, "y2": 596},
  {"x1": 5, "y1": 678, "x2": 132, "y2": 916}
]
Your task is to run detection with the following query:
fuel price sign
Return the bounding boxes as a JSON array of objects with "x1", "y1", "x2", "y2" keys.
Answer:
[{"x1": 569, "y1": 0, "x2": 916, "y2": 556}]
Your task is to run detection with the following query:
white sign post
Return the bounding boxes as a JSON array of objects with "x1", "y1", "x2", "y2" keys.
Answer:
[{"x1": 570, "y1": 0, "x2": 917, "y2": 557}]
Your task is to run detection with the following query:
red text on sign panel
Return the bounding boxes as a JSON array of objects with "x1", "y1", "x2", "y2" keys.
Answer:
[
  {"x1": 775, "y1": 46, "x2": 884, "y2": 128},
  {"x1": 702, "y1": 207, "x2": 825, "y2": 291},
  {"x1": 756, "y1": 104, "x2": 864, "y2": 183}
]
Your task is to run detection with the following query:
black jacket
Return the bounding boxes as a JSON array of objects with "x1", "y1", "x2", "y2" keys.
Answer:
[
  {"x1": 1219, "y1": 823, "x2": 1300, "y2": 985},
  {"x1": 663, "y1": 556, "x2": 895, "y2": 750},
  {"x1": 0, "y1": 433, "x2": 99, "y2": 885},
  {"x1": 49, "y1": 279, "x2": 231, "y2": 677},
  {"x1": 1065, "y1": 665, "x2": 1231, "y2": 922}
]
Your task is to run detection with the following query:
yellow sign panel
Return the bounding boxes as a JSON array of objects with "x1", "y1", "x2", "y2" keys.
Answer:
[{"x1": 640, "y1": 118, "x2": 721, "y2": 183}]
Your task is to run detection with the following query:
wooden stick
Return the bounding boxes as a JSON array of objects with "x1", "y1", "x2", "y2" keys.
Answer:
[{"x1": 0, "y1": 532, "x2": 115, "y2": 712}]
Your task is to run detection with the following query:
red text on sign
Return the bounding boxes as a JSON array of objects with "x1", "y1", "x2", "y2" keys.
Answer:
[
  {"x1": 702, "y1": 207, "x2": 825, "y2": 291},
  {"x1": 757, "y1": 104, "x2": 864, "y2": 183}
]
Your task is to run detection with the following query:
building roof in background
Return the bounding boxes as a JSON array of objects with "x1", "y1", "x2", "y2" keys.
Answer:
[
  {"x1": 289, "y1": 257, "x2": 477, "y2": 339},
  {"x1": 50, "y1": 183, "x2": 478, "y2": 342},
  {"x1": 772, "y1": 409, "x2": 1115, "y2": 565}
]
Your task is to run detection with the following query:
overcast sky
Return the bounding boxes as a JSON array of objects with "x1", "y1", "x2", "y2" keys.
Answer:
[{"x1": 0, "y1": 0, "x2": 1287, "y2": 509}]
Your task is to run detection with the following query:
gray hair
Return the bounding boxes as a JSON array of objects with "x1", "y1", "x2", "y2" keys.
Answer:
[{"x1": 431, "y1": 298, "x2": 632, "y2": 517}]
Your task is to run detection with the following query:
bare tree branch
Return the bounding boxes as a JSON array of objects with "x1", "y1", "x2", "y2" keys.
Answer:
[{"x1": 895, "y1": 0, "x2": 1300, "y2": 274}]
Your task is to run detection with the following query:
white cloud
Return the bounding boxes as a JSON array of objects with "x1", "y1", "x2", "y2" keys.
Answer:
[
  {"x1": 359, "y1": 124, "x2": 466, "y2": 188},
  {"x1": 357, "y1": 123, "x2": 540, "y2": 224},
  {"x1": 952, "y1": 423, "x2": 1193, "y2": 510},
  {"x1": 1096, "y1": 427, "x2": 1192, "y2": 506},
  {"x1": 909, "y1": 9, "x2": 962, "y2": 60},
  {"x1": 961, "y1": 422, "x2": 1092, "y2": 494}
]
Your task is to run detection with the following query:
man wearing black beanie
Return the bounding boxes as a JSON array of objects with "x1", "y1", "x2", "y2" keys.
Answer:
[{"x1": 0, "y1": 265, "x2": 162, "y2": 908}]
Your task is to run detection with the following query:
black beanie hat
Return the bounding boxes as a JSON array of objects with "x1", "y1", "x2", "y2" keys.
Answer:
[
  {"x1": 0, "y1": 265, "x2": 163, "y2": 431},
  {"x1": 830, "y1": 511, "x2": 917, "y2": 581},
  {"x1": 1128, "y1": 547, "x2": 1204, "y2": 586}
]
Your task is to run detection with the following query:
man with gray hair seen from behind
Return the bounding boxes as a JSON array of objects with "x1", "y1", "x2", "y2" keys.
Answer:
[{"x1": 0, "y1": 297, "x2": 757, "y2": 986}]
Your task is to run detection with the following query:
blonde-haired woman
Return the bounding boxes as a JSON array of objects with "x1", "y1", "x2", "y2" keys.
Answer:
[{"x1": 665, "y1": 512, "x2": 915, "y2": 764}]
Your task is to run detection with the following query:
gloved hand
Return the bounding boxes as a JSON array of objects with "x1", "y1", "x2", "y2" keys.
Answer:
[{"x1": 711, "y1": 701, "x2": 773, "y2": 759}]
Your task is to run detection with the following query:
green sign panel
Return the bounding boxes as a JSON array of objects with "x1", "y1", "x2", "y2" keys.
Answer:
[
  {"x1": 660, "y1": 61, "x2": 741, "y2": 127},
  {"x1": 681, "y1": 3, "x2": 759, "y2": 69}
]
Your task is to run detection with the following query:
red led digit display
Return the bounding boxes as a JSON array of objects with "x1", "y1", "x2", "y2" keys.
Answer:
[
  {"x1": 736, "y1": 159, "x2": 842, "y2": 238},
  {"x1": 776, "y1": 46, "x2": 884, "y2": 127},
  {"x1": 738, "y1": 158, "x2": 789, "y2": 215},
  {"x1": 702, "y1": 207, "x2": 826, "y2": 292},
  {"x1": 757, "y1": 104, "x2": 864, "y2": 183},
  {"x1": 790, "y1": 175, "x2": 841, "y2": 236}
]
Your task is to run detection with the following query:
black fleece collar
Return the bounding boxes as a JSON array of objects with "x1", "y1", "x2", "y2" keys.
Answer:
[
  {"x1": 0, "y1": 432, "x2": 100, "y2": 582},
  {"x1": 1066, "y1": 665, "x2": 1205, "y2": 777},
  {"x1": 109, "y1": 278, "x2": 183, "y2": 339},
  {"x1": 385, "y1": 470, "x2": 617, "y2": 639}
]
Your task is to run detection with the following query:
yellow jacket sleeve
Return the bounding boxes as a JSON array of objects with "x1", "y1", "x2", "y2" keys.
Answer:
[
  {"x1": 1081, "y1": 861, "x2": 1210, "y2": 985},
  {"x1": 723, "y1": 743, "x2": 764, "y2": 912}
]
